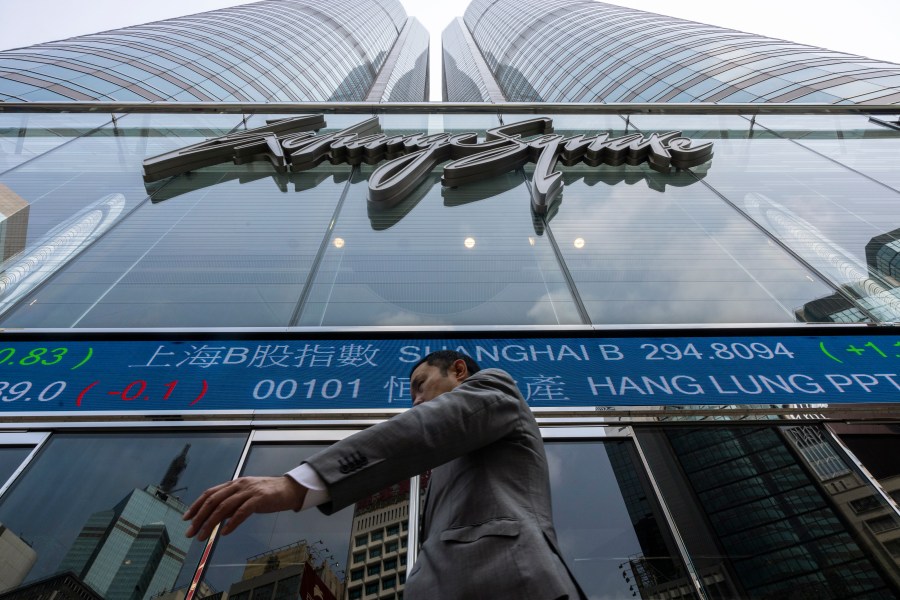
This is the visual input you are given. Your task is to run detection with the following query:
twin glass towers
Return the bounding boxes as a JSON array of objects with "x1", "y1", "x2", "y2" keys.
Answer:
[{"x1": 2, "y1": 0, "x2": 900, "y2": 104}]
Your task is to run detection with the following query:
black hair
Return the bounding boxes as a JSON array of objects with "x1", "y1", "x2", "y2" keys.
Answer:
[{"x1": 409, "y1": 350, "x2": 480, "y2": 380}]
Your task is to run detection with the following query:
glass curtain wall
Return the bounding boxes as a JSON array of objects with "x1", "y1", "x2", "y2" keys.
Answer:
[
  {"x1": 1, "y1": 110, "x2": 899, "y2": 328},
  {"x1": 0, "y1": 426, "x2": 897, "y2": 599}
]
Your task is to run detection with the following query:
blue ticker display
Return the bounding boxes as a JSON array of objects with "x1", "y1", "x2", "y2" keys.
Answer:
[{"x1": 0, "y1": 332, "x2": 899, "y2": 412}]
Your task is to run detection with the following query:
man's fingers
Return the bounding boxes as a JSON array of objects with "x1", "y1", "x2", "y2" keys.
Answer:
[
  {"x1": 220, "y1": 499, "x2": 255, "y2": 536},
  {"x1": 184, "y1": 480, "x2": 231, "y2": 520},
  {"x1": 194, "y1": 489, "x2": 251, "y2": 541},
  {"x1": 184, "y1": 476, "x2": 307, "y2": 540},
  {"x1": 186, "y1": 482, "x2": 246, "y2": 538}
]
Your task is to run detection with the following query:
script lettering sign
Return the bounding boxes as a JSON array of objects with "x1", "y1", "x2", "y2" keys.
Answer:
[{"x1": 143, "y1": 115, "x2": 713, "y2": 213}]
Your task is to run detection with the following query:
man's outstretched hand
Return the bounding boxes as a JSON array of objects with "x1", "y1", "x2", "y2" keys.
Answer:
[{"x1": 184, "y1": 476, "x2": 308, "y2": 541}]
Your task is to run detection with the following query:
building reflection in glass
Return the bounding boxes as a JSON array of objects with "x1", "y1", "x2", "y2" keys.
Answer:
[
  {"x1": 0, "y1": 524, "x2": 36, "y2": 593},
  {"x1": 638, "y1": 426, "x2": 900, "y2": 599},
  {"x1": 56, "y1": 445, "x2": 192, "y2": 600},
  {"x1": 799, "y1": 225, "x2": 900, "y2": 323},
  {"x1": 344, "y1": 476, "x2": 425, "y2": 600},
  {"x1": 545, "y1": 441, "x2": 695, "y2": 599},
  {"x1": 0, "y1": 434, "x2": 247, "y2": 600},
  {"x1": 227, "y1": 540, "x2": 342, "y2": 600}
]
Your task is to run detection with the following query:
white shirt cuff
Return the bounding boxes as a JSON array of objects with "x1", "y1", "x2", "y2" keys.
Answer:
[{"x1": 285, "y1": 463, "x2": 331, "y2": 511}]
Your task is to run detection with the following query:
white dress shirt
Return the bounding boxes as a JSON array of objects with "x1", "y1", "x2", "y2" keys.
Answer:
[{"x1": 286, "y1": 463, "x2": 331, "y2": 510}]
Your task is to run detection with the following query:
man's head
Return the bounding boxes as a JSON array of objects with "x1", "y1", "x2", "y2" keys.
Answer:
[{"x1": 409, "y1": 350, "x2": 481, "y2": 406}]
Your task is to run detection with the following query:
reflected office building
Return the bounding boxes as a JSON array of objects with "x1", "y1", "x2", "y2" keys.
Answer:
[
  {"x1": 228, "y1": 541, "x2": 342, "y2": 600},
  {"x1": 798, "y1": 226, "x2": 900, "y2": 323},
  {"x1": 345, "y1": 479, "x2": 426, "y2": 600},
  {"x1": 52, "y1": 446, "x2": 192, "y2": 600},
  {"x1": 637, "y1": 427, "x2": 900, "y2": 598},
  {"x1": 0, "y1": 525, "x2": 36, "y2": 593},
  {"x1": 1, "y1": 1, "x2": 900, "y2": 600}
]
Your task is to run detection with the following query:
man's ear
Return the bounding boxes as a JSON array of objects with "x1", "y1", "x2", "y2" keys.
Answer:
[{"x1": 452, "y1": 358, "x2": 469, "y2": 382}]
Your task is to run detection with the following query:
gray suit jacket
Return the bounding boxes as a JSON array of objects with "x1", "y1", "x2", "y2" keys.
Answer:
[{"x1": 305, "y1": 368, "x2": 585, "y2": 600}]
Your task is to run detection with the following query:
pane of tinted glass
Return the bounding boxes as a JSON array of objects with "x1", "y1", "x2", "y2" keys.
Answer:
[
  {"x1": 546, "y1": 441, "x2": 693, "y2": 599},
  {"x1": 0, "y1": 113, "x2": 113, "y2": 173},
  {"x1": 0, "y1": 446, "x2": 32, "y2": 486},
  {"x1": 242, "y1": 113, "x2": 377, "y2": 132},
  {"x1": 1, "y1": 163, "x2": 349, "y2": 327},
  {"x1": 684, "y1": 131, "x2": 900, "y2": 322},
  {"x1": 753, "y1": 115, "x2": 900, "y2": 191},
  {"x1": 0, "y1": 432, "x2": 247, "y2": 599},
  {"x1": 0, "y1": 113, "x2": 244, "y2": 322},
  {"x1": 299, "y1": 166, "x2": 581, "y2": 326},
  {"x1": 627, "y1": 114, "x2": 754, "y2": 139},
  {"x1": 500, "y1": 113, "x2": 627, "y2": 135},
  {"x1": 0, "y1": 113, "x2": 347, "y2": 327},
  {"x1": 638, "y1": 426, "x2": 900, "y2": 598},
  {"x1": 200, "y1": 445, "x2": 413, "y2": 600},
  {"x1": 539, "y1": 160, "x2": 833, "y2": 324}
]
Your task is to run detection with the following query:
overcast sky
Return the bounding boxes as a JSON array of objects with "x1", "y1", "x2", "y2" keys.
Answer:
[{"x1": 1, "y1": 0, "x2": 898, "y2": 101}]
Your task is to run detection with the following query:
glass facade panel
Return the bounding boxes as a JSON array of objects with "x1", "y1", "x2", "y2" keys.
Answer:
[
  {"x1": 0, "y1": 114, "x2": 273, "y2": 327},
  {"x1": 687, "y1": 139, "x2": 900, "y2": 322},
  {"x1": 546, "y1": 441, "x2": 693, "y2": 599},
  {"x1": 0, "y1": 113, "x2": 114, "y2": 174},
  {"x1": 299, "y1": 166, "x2": 581, "y2": 326},
  {"x1": 0, "y1": 110, "x2": 897, "y2": 327},
  {"x1": 539, "y1": 160, "x2": 832, "y2": 324},
  {"x1": 637, "y1": 426, "x2": 900, "y2": 598},
  {"x1": 0, "y1": 446, "x2": 32, "y2": 487},
  {"x1": 0, "y1": 432, "x2": 247, "y2": 599},
  {"x1": 3, "y1": 164, "x2": 349, "y2": 328},
  {"x1": 751, "y1": 115, "x2": 900, "y2": 191}
]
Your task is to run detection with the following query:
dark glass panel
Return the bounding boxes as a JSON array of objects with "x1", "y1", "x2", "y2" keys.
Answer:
[
  {"x1": 840, "y1": 433, "x2": 900, "y2": 480},
  {"x1": 637, "y1": 426, "x2": 900, "y2": 599},
  {"x1": 546, "y1": 441, "x2": 693, "y2": 599},
  {"x1": 0, "y1": 446, "x2": 32, "y2": 486},
  {"x1": 0, "y1": 432, "x2": 247, "y2": 599}
]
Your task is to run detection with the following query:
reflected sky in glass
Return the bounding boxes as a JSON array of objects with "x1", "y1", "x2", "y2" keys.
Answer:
[
  {"x1": 0, "y1": 112, "x2": 243, "y2": 246},
  {"x1": 692, "y1": 136, "x2": 900, "y2": 319},
  {"x1": 0, "y1": 164, "x2": 349, "y2": 327},
  {"x1": 1, "y1": 111, "x2": 896, "y2": 326},
  {"x1": 0, "y1": 113, "x2": 247, "y2": 324}
]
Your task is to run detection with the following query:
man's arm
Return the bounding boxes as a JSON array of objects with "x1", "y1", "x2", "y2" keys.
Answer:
[
  {"x1": 305, "y1": 368, "x2": 523, "y2": 513},
  {"x1": 185, "y1": 369, "x2": 523, "y2": 536}
]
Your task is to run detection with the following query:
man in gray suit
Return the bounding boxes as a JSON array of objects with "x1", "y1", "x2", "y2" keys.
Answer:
[{"x1": 185, "y1": 350, "x2": 585, "y2": 599}]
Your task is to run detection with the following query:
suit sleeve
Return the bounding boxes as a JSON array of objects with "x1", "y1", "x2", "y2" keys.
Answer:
[{"x1": 304, "y1": 369, "x2": 525, "y2": 514}]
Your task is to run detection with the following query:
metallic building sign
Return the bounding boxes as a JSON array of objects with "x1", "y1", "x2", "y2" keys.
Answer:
[
  {"x1": 142, "y1": 115, "x2": 713, "y2": 213},
  {"x1": 0, "y1": 329, "x2": 896, "y2": 413}
]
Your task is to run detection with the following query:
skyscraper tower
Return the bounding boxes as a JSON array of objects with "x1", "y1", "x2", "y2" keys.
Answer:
[
  {"x1": 57, "y1": 447, "x2": 194, "y2": 600},
  {"x1": 0, "y1": 0, "x2": 428, "y2": 102},
  {"x1": 443, "y1": 0, "x2": 900, "y2": 103}
]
